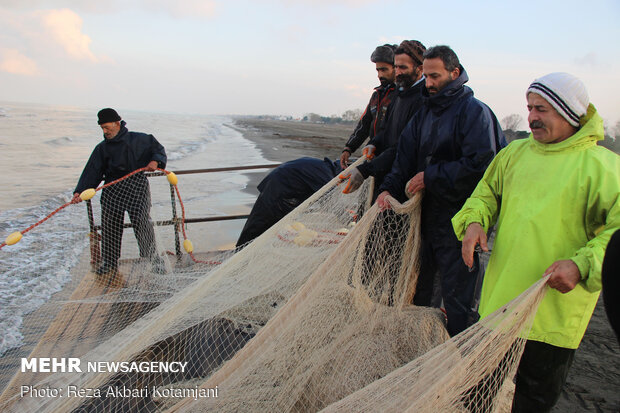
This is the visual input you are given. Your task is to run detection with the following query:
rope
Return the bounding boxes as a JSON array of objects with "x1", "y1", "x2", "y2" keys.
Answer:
[
  {"x1": 1, "y1": 167, "x2": 220, "y2": 266},
  {"x1": 172, "y1": 177, "x2": 221, "y2": 265},
  {"x1": 0, "y1": 167, "x2": 151, "y2": 250}
]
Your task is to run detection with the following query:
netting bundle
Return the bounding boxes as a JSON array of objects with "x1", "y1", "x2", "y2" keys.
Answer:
[{"x1": 0, "y1": 160, "x2": 548, "y2": 413}]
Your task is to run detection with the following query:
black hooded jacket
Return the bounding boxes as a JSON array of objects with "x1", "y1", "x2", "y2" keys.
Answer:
[
  {"x1": 380, "y1": 67, "x2": 505, "y2": 222},
  {"x1": 236, "y1": 157, "x2": 342, "y2": 246},
  {"x1": 356, "y1": 79, "x2": 425, "y2": 182},
  {"x1": 75, "y1": 121, "x2": 167, "y2": 193}
]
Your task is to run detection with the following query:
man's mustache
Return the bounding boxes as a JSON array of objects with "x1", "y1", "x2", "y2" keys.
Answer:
[{"x1": 530, "y1": 120, "x2": 545, "y2": 129}]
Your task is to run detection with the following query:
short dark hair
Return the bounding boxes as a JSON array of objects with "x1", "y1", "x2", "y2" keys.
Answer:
[
  {"x1": 370, "y1": 44, "x2": 397, "y2": 65},
  {"x1": 423, "y1": 45, "x2": 460, "y2": 72}
]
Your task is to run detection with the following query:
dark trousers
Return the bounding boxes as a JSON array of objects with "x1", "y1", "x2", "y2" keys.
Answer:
[
  {"x1": 359, "y1": 209, "x2": 408, "y2": 305},
  {"x1": 512, "y1": 340, "x2": 575, "y2": 412},
  {"x1": 602, "y1": 229, "x2": 620, "y2": 344},
  {"x1": 236, "y1": 193, "x2": 300, "y2": 247},
  {"x1": 414, "y1": 234, "x2": 482, "y2": 337},
  {"x1": 100, "y1": 177, "x2": 156, "y2": 266},
  {"x1": 462, "y1": 340, "x2": 575, "y2": 413}
]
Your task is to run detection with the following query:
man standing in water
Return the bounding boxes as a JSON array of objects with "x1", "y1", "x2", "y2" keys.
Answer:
[{"x1": 72, "y1": 108, "x2": 167, "y2": 275}]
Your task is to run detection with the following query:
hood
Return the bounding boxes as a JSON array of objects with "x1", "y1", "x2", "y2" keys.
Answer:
[
  {"x1": 423, "y1": 65, "x2": 472, "y2": 112},
  {"x1": 104, "y1": 120, "x2": 129, "y2": 143},
  {"x1": 529, "y1": 104, "x2": 603, "y2": 154}
]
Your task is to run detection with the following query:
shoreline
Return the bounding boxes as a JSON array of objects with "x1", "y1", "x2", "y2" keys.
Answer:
[
  {"x1": 229, "y1": 117, "x2": 353, "y2": 199},
  {"x1": 230, "y1": 117, "x2": 352, "y2": 162}
]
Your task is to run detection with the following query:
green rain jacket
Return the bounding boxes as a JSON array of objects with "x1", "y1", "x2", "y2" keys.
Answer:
[{"x1": 452, "y1": 105, "x2": 620, "y2": 349}]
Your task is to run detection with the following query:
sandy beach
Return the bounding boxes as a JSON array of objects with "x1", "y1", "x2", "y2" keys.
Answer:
[
  {"x1": 232, "y1": 117, "x2": 619, "y2": 413},
  {"x1": 229, "y1": 118, "x2": 352, "y2": 200}
]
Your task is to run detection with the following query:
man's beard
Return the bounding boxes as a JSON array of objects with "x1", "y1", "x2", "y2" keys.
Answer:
[
  {"x1": 379, "y1": 77, "x2": 391, "y2": 87},
  {"x1": 396, "y1": 73, "x2": 414, "y2": 89},
  {"x1": 427, "y1": 78, "x2": 452, "y2": 95}
]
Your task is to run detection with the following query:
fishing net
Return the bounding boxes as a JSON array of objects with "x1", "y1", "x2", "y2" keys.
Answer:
[{"x1": 0, "y1": 158, "x2": 548, "y2": 413}]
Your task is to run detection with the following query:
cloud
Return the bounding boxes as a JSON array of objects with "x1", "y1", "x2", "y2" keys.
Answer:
[
  {"x1": 378, "y1": 35, "x2": 406, "y2": 45},
  {"x1": 1, "y1": 1, "x2": 217, "y2": 19},
  {"x1": 147, "y1": 0, "x2": 217, "y2": 19},
  {"x1": 40, "y1": 9, "x2": 98, "y2": 62},
  {"x1": 277, "y1": 0, "x2": 374, "y2": 7},
  {"x1": 284, "y1": 24, "x2": 308, "y2": 43},
  {"x1": 0, "y1": 48, "x2": 39, "y2": 75},
  {"x1": 574, "y1": 52, "x2": 598, "y2": 68},
  {"x1": 343, "y1": 83, "x2": 370, "y2": 99}
]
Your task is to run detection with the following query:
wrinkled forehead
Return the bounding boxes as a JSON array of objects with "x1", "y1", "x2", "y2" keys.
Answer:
[{"x1": 526, "y1": 92, "x2": 553, "y2": 108}]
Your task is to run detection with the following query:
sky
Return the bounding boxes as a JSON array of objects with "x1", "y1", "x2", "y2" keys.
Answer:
[{"x1": 1, "y1": 0, "x2": 619, "y2": 129}]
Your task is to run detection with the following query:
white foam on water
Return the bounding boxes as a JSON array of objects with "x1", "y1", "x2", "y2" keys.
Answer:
[
  {"x1": 0, "y1": 104, "x2": 269, "y2": 356},
  {"x1": 0, "y1": 193, "x2": 87, "y2": 356}
]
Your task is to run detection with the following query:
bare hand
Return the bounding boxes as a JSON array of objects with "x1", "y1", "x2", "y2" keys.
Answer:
[
  {"x1": 405, "y1": 172, "x2": 425, "y2": 197},
  {"x1": 544, "y1": 260, "x2": 581, "y2": 293},
  {"x1": 71, "y1": 192, "x2": 82, "y2": 204},
  {"x1": 145, "y1": 161, "x2": 158, "y2": 172},
  {"x1": 376, "y1": 190, "x2": 392, "y2": 211},
  {"x1": 340, "y1": 151, "x2": 351, "y2": 170},
  {"x1": 461, "y1": 223, "x2": 488, "y2": 268}
]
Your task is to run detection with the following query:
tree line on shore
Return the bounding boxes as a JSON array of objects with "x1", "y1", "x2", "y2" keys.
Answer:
[{"x1": 253, "y1": 110, "x2": 619, "y2": 154}]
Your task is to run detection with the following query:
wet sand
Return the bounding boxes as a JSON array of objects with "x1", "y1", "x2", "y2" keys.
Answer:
[
  {"x1": 229, "y1": 118, "x2": 352, "y2": 198},
  {"x1": 232, "y1": 117, "x2": 619, "y2": 412}
]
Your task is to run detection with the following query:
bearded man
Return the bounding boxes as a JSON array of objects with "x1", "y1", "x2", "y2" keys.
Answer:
[
  {"x1": 377, "y1": 45, "x2": 505, "y2": 336},
  {"x1": 340, "y1": 39, "x2": 427, "y2": 197}
]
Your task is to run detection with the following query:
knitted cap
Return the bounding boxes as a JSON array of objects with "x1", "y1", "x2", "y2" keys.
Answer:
[
  {"x1": 395, "y1": 40, "x2": 426, "y2": 66},
  {"x1": 527, "y1": 72, "x2": 589, "y2": 128},
  {"x1": 97, "y1": 108, "x2": 121, "y2": 125},
  {"x1": 370, "y1": 44, "x2": 396, "y2": 65}
]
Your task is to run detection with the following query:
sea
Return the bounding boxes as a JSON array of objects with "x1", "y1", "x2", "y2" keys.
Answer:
[{"x1": 0, "y1": 101, "x2": 270, "y2": 356}]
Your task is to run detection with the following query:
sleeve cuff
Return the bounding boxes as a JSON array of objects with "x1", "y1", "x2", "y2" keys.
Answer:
[
  {"x1": 569, "y1": 255, "x2": 590, "y2": 280},
  {"x1": 452, "y1": 211, "x2": 489, "y2": 241},
  {"x1": 356, "y1": 162, "x2": 371, "y2": 179}
]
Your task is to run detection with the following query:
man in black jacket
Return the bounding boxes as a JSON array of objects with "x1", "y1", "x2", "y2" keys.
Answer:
[
  {"x1": 340, "y1": 40, "x2": 427, "y2": 198},
  {"x1": 72, "y1": 108, "x2": 167, "y2": 275},
  {"x1": 377, "y1": 46, "x2": 505, "y2": 336},
  {"x1": 235, "y1": 157, "x2": 342, "y2": 247},
  {"x1": 340, "y1": 44, "x2": 397, "y2": 169}
]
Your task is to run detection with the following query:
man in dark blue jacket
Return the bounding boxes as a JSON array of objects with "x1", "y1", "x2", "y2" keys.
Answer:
[
  {"x1": 72, "y1": 108, "x2": 167, "y2": 275},
  {"x1": 376, "y1": 46, "x2": 505, "y2": 336},
  {"x1": 236, "y1": 157, "x2": 342, "y2": 247}
]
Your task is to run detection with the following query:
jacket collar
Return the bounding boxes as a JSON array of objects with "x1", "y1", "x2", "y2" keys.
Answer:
[
  {"x1": 398, "y1": 77, "x2": 425, "y2": 97},
  {"x1": 529, "y1": 104, "x2": 603, "y2": 154},
  {"x1": 105, "y1": 120, "x2": 129, "y2": 143},
  {"x1": 423, "y1": 65, "x2": 472, "y2": 112},
  {"x1": 375, "y1": 82, "x2": 395, "y2": 91}
]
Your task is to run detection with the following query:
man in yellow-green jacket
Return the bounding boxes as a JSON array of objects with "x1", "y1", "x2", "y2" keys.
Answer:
[{"x1": 452, "y1": 72, "x2": 619, "y2": 412}]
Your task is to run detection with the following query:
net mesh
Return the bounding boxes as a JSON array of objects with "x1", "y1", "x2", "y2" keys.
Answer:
[{"x1": 0, "y1": 160, "x2": 548, "y2": 413}]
